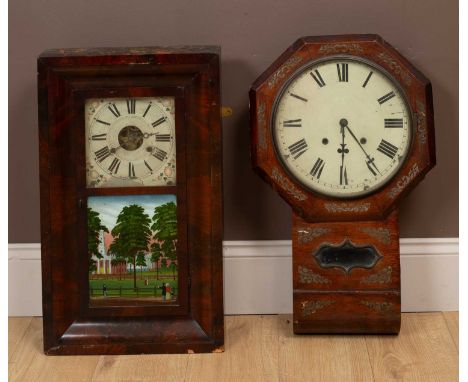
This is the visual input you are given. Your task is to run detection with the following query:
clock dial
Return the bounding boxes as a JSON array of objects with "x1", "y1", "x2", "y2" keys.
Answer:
[
  {"x1": 86, "y1": 97, "x2": 176, "y2": 188},
  {"x1": 272, "y1": 57, "x2": 412, "y2": 198}
]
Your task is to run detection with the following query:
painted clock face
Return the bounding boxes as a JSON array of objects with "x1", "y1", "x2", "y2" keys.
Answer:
[
  {"x1": 86, "y1": 97, "x2": 176, "y2": 188},
  {"x1": 272, "y1": 57, "x2": 412, "y2": 198}
]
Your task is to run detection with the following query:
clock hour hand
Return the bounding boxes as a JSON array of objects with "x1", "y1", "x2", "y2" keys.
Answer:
[
  {"x1": 340, "y1": 119, "x2": 380, "y2": 175},
  {"x1": 143, "y1": 132, "x2": 158, "y2": 139}
]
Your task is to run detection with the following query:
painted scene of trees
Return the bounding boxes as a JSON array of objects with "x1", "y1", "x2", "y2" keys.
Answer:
[{"x1": 88, "y1": 194, "x2": 178, "y2": 306}]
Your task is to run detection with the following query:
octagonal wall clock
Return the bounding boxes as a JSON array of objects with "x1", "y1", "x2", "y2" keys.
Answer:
[
  {"x1": 250, "y1": 35, "x2": 435, "y2": 334},
  {"x1": 38, "y1": 46, "x2": 223, "y2": 354}
]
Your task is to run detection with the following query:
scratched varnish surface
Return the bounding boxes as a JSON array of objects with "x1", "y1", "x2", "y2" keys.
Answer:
[{"x1": 9, "y1": 313, "x2": 458, "y2": 382}]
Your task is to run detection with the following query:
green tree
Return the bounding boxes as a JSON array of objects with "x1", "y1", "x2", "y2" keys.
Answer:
[
  {"x1": 110, "y1": 204, "x2": 152, "y2": 289},
  {"x1": 150, "y1": 242, "x2": 163, "y2": 280},
  {"x1": 136, "y1": 252, "x2": 146, "y2": 279},
  {"x1": 152, "y1": 201, "x2": 178, "y2": 274},
  {"x1": 87, "y1": 207, "x2": 108, "y2": 272}
]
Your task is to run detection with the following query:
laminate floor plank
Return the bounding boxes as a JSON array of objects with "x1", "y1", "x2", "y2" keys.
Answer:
[
  {"x1": 185, "y1": 315, "x2": 279, "y2": 382},
  {"x1": 442, "y1": 311, "x2": 459, "y2": 351},
  {"x1": 277, "y1": 314, "x2": 374, "y2": 382},
  {"x1": 8, "y1": 316, "x2": 32, "y2": 361},
  {"x1": 7, "y1": 313, "x2": 459, "y2": 382},
  {"x1": 91, "y1": 353, "x2": 188, "y2": 382},
  {"x1": 365, "y1": 313, "x2": 458, "y2": 382},
  {"x1": 9, "y1": 318, "x2": 100, "y2": 382}
]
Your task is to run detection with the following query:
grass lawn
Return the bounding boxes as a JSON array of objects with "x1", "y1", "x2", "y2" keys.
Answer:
[{"x1": 89, "y1": 276, "x2": 178, "y2": 298}]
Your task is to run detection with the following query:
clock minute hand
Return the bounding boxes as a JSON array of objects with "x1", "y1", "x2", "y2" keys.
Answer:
[
  {"x1": 342, "y1": 121, "x2": 381, "y2": 175},
  {"x1": 338, "y1": 120, "x2": 349, "y2": 185}
]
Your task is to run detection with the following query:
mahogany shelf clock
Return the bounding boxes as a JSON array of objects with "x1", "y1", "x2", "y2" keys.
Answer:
[
  {"x1": 250, "y1": 35, "x2": 435, "y2": 334},
  {"x1": 38, "y1": 46, "x2": 224, "y2": 354}
]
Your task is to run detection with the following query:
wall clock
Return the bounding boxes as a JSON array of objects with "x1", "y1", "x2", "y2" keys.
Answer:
[
  {"x1": 38, "y1": 46, "x2": 224, "y2": 354},
  {"x1": 250, "y1": 35, "x2": 435, "y2": 333}
]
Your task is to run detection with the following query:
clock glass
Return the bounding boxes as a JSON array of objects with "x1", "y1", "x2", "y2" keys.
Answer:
[
  {"x1": 86, "y1": 97, "x2": 176, "y2": 188},
  {"x1": 272, "y1": 57, "x2": 412, "y2": 198}
]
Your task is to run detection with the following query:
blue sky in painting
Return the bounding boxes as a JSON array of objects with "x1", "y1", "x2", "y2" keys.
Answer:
[{"x1": 88, "y1": 194, "x2": 176, "y2": 230}]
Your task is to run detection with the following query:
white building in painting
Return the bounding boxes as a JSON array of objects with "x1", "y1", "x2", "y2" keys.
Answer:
[{"x1": 91, "y1": 230, "x2": 155, "y2": 275}]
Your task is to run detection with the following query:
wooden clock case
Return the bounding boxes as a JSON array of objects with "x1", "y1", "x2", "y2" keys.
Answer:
[
  {"x1": 250, "y1": 35, "x2": 435, "y2": 334},
  {"x1": 38, "y1": 47, "x2": 224, "y2": 354}
]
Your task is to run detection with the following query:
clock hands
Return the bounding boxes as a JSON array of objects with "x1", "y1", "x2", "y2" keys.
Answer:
[
  {"x1": 340, "y1": 118, "x2": 380, "y2": 175},
  {"x1": 143, "y1": 132, "x2": 162, "y2": 139},
  {"x1": 337, "y1": 119, "x2": 349, "y2": 185}
]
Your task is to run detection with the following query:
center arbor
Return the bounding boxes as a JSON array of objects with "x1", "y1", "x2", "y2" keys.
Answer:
[{"x1": 110, "y1": 202, "x2": 178, "y2": 289}]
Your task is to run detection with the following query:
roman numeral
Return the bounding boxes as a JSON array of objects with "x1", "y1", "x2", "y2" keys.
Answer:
[
  {"x1": 95, "y1": 146, "x2": 111, "y2": 162},
  {"x1": 377, "y1": 139, "x2": 399, "y2": 159},
  {"x1": 384, "y1": 118, "x2": 404, "y2": 128},
  {"x1": 128, "y1": 162, "x2": 136, "y2": 177},
  {"x1": 144, "y1": 160, "x2": 153, "y2": 172},
  {"x1": 152, "y1": 116, "x2": 167, "y2": 127},
  {"x1": 310, "y1": 70, "x2": 326, "y2": 87},
  {"x1": 108, "y1": 157, "x2": 121, "y2": 174},
  {"x1": 126, "y1": 99, "x2": 136, "y2": 114},
  {"x1": 91, "y1": 133, "x2": 107, "y2": 141},
  {"x1": 283, "y1": 119, "x2": 302, "y2": 128},
  {"x1": 289, "y1": 93, "x2": 308, "y2": 102},
  {"x1": 288, "y1": 138, "x2": 308, "y2": 159},
  {"x1": 362, "y1": 71, "x2": 373, "y2": 88},
  {"x1": 155, "y1": 134, "x2": 171, "y2": 142},
  {"x1": 310, "y1": 158, "x2": 325, "y2": 179},
  {"x1": 95, "y1": 119, "x2": 110, "y2": 126},
  {"x1": 108, "y1": 103, "x2": 121, "y2": 118},
  {"x1": 340, "y1": 166, "x2": 348, "y2": 185},
  {"x1": 142, "y1": 102, "x2": 152, "y2": 117},
  {"x1": 337, "y1": 63, "x2": 348, "y2": 82},
  {"x1": 378, "y1": 91, "x2": 396, "y2": 105},
  {"x1": 152, "y1": 148, "x2": 167, "y2": 161}
]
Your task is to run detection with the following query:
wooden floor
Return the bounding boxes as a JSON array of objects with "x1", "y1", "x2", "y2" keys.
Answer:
[{"x1": 9, "y1": 313, "x2": 458, "y2": 382}]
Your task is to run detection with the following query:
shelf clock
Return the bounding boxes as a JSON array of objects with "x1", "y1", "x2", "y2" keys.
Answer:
[
  {"x1": 38, "y1": 47, "x2": 224, "y2": 354},
  {"x1": 250, "y1": 35, "x2": 435, "y2": 333}
]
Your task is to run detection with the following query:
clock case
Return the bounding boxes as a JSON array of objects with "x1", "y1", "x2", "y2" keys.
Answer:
[
  {"x1": 38, "y1": 47, "x2": 223, "y2": 354},
  {"x1": 250, "y1": 35, "x2": 435, "y2": 334}
]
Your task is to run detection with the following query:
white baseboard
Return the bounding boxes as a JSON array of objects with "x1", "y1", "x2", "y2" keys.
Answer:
[{"x1": 9, "y1": 239, "x2": 458, "y2": 316}]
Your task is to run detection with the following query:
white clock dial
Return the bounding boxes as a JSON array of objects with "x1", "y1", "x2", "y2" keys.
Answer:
[
  {"x1": 272, "y1": 57, "x2": 412, "y2": 198},
  {"x1": 86, "y1": 97, "x2": 176, "y2": 188}
]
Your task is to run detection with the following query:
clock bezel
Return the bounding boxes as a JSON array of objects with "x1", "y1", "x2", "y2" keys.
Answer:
[
  {"x1": 85, "y1": 95, "x2": 177, "y2": 187},
  {"x1": 250, "y1": 34, "x2": 435, "y2": 222},
  {"x1": 270, "y1": 54, "x2": 415, "y2": 199}
]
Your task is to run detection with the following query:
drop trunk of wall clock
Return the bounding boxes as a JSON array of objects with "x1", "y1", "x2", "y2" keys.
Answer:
[
  {"x1": 292, "y1": 210, "x2": 400, "y2": 334},
  {"x1": 250, "y1": 34, "x2": 435, "y2": 334}
]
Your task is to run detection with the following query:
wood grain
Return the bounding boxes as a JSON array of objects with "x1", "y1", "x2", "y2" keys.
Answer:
[
  {"x1": 9, "y1": 318, "x2": 100, "y2": 382},
  {"x1": 365, "y1": 313, "x2": 458, "y2": 381},
  {"x1": 38, "y1": 47, "x2": 224, "y2": 354},
  {"x1": 292, "y1": 211, "x2": 401, "y2": 334},
  {"x1": 443, "y1": 311, "x2": 459, "y2": 351},
  {"x1": 250, "y1": 34, "x2": 436, "y2": 335},
  {"x1": 8, "y1": 317, "x2": 32, "y2": 361},
  {"x1": 186, "y1": 315, "x2": 279, "y2": 382},
  {"x1": 250, "y1": 34, "x2": 436, "y2": 223},
  {"x1": 9, "y1": 314, "x2": 458, "y2": 382},
  {"x1": 92, "y1": 354, "x2": 188, "y2": 382},
  {"x1": 278, "y1": 314, "x2": 374, "y2": 381}
]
